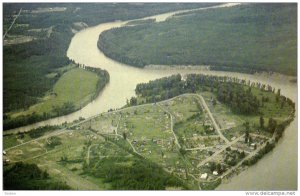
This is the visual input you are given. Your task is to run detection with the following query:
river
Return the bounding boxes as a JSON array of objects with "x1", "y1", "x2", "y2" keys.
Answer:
[{"x1": 6, "y1": 3, "x2": 297, "y2": 190}]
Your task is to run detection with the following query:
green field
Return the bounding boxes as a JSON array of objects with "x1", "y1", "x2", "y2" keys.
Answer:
[
  {"x1": 99, "y1": 3, "x2": 297, "y2": 75},
  {"x1": 11, "y1": 68, "x2": 98, "y2": 118}
]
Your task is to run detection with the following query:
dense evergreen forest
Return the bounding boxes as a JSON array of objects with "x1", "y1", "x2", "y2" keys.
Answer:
[
  {"x1": 99, "y1": 3, "x2": 297, "y2": 75},
  {"x1": 4, "y1": 26, "x2": 73, "y2": 113},
  {"x1": 4, "y1": 3, "x2": 217, "y2": 129},
  {"x1": 4, "y1": 162, "x2": 70, "y2": 190}
]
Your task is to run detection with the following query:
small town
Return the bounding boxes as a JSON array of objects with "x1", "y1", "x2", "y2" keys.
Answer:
[{"x1": 4, "y1": 90, "x2": 291, "y2": 190}]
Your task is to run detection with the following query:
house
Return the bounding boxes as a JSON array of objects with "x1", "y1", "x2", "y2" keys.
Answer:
[
  {"x1": 200, "y1": 173, "x2": 208, "y2": 180},
  {"x1": 157, "y1": 140, "x2": 162, "y2": 145},
  {"x1": 226, "y1": 122, "x2": 235, "y2": 127},
  {"x1": 213, "y1": 171, "x2": 219, "y2": 176},
  {"x1": 204, "y1": 121, "x2": 212, "y2": 126},
  {"x1": 250, "y1": 143, "x2": 256, "y2": 150},
  {"x1": 3, "y1": 151, "x2": 6, "y2": 155}
]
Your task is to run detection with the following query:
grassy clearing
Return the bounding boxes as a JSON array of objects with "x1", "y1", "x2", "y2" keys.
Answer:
[
  {"x1": 160, "y1": 95, "x2": 201, "y2": 122},
  {"x1": 201, "y1": 91, "x2": 244, "y2": 129},
  {"x1": 120, "y1": 105, "x2": 170, "y2": 139},
  {"x1": 4, "y1": 134, "x2": 31, "y2": 149},
  {"x1": 11, "y1": 68, "x2": 99, "y2": 118}
]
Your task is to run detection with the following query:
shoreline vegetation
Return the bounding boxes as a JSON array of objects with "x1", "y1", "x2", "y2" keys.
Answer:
[
  {"x1": 98, "y1": 3, "x2": 296, "y2": 76},
  {"x1": 144, "y1": 65, "x2": 297, "y2": 83},
  {"x1": 4, "y1": 64, "x2": 109, "y2": 131}
]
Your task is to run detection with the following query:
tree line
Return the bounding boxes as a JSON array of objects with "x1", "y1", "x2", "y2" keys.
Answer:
[
  {"x1": 132, "y1": 74, "x2": 295, "y2": 116},
  {"x1": 83, "y1": 156, "x2": 188, "y2": 190},
  {"x1": 4, "y1": 162, "x2": 70, "y2": 190}
]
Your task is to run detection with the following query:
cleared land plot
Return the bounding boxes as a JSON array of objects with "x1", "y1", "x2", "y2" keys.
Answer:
[
  {"x1": 160, "y1": 95, "x2": 202, "y2": 122},
  {"x1": 79, "y1": 113, "x2": 119, "y2": 134},
  {"x1": 25, "y1": 7, "x2": 67, "y2": 14},
  {"x1": 120, "y1": 105, "x2": 171, "y2": 139},
  {"x1": 4, "y1": 35, "x2": 34, "y2": 45},
  {"x1": 201, "y1": 91, "x2": 243, "y2": 130},
  {"x1": 174, "y1": 114, "x2": 218, "y2": 143},
  {"x1": 4, "y1": 134, "x2": 32, "y2": 149},
  {"x1": 11, "y1": 68, "x2": 99, "y2": 118}
]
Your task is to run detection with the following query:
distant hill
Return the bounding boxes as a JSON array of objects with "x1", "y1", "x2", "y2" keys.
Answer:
[{"x1": 99, "y1": 3, "x2": 297, "y2": 75}]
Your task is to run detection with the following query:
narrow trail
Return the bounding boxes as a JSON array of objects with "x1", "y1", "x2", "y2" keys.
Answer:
[
  {"x1": 46, "y1": 161, "x2": 100, "y2": 190},
  {"x1": 86, "y1": 144, "x2": 98, "y2": 166},
  {"x1": 157, "y1": 104, "x2": 181, "y2": 149},
  {"x1": 4, "y1": 8, "x2": 22, "y2": 39},
  {"x1": 197, "y1": 134, "x2": 245, "y2": 168},
  {"x1": 196, "y1": 94, "x2": 230, "y2": 144}
]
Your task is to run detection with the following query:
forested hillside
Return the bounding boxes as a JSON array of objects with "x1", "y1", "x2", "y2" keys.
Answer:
[{"x1": 99, "y1": 3, "x2": 297, "y2": 75}]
